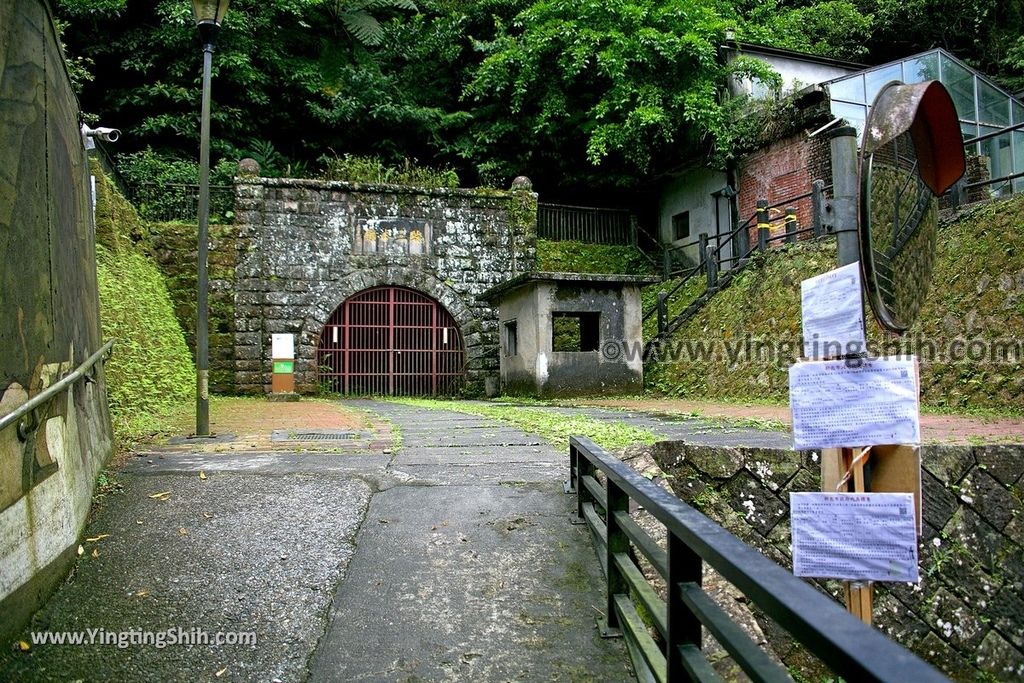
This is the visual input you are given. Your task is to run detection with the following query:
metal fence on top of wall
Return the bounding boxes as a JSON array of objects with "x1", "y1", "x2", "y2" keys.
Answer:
[{"x1": 536, "y1": 202, "x2": 636, "y2": 245}]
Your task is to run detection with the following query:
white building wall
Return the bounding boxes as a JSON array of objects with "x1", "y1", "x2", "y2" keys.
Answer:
[{"x1": 658, "y1": 168, "x2": 728, "y2": 266}]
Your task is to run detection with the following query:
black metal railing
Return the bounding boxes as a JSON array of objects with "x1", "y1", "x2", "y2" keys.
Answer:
[
  {"x1": 566, "y1": 436, "x2": 949, "y2": 683},
  {"x1": 0, "y1": 340, "x2": 115, "y2": 438},
  {"x1": 127, "y1": 182, "x2": 235, "y2": 223},
  {"x1": 537, "y1": 202, "x2": 635, "y2": 245},
  {"x1": 644, "y1": 181, "x2": 832, "y2": 346}
]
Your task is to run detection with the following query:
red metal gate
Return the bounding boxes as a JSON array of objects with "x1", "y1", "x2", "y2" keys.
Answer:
[{"x1": 316, "y1": 286, "x2": 466, "y2": 396}]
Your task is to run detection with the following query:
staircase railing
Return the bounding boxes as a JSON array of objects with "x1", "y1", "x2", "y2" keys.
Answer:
[{"x1": 644, "y1": 181, "x2": 832, "y2": 348}]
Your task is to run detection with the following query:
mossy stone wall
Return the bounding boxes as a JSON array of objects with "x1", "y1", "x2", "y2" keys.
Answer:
[
  {"x1": 651, "y1": 441, "x2": 1024, "y2": 680},
  {"x1": 147, "y1": 220, "x2": 237, "y2": 392}
]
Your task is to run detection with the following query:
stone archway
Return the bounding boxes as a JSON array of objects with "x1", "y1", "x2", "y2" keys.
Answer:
[
  {"x1": 299, "y1": 267, "x2": 478, "y2": 394},
  {"x1": 315, "y1": 285, "x2": 466, "y2": 396}
]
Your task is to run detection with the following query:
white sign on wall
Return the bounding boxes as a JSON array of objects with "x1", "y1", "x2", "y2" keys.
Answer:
[{"x1": 271, "y1": 333, "x2": 295, "y2": 360}]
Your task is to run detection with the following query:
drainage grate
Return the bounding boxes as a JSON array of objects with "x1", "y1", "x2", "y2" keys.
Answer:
[{"x1": 271, "y1": 429, "x2": 363, "y2": 442}]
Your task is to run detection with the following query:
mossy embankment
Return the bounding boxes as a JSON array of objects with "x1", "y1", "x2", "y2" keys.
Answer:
[
  {"x1": 92, "y1": 164, "x2": 195, "y2": 447},
  {"x1": 646, "y1": 194, "x2": 1024, "y2": 413},
  {"x1": 537, "y1": 239, "x2": 656, "y2": 275}
]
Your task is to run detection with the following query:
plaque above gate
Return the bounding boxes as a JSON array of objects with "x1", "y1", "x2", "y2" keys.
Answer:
[{"x1": 354, "y1": 217, "x2": 432, "y2": 256}]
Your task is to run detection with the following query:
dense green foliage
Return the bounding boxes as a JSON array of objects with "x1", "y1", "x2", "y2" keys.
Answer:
[
  {"x1": 92, "y1": 167, "x2": 195, "y2": 445},
  {"x1": 320, "y1": 153, "x2": 460, "y2": 187},
  {"x1": 59, "y1": 0, "x2": 1022, "y2": 198},
  {"x1": 117, "y1": 148, "x2": 237, "y2": 221},
  {"x1": 646, "y1": 195, "x2": 1024, "y2": 413},
  {"x1": 537, "y1": 240, "x2": 656, "y2": 274}
]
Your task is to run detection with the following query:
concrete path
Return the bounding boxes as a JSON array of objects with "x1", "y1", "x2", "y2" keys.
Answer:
[
  {"x1": 0, "y1": 401, "x2": 630, "y2": 682},
  {"x1": 307, "y1": 401, "x2": 630, "y2": 682},
  {"x1": 575, "y1": 397, "x2": 1024, "y2": 445}
]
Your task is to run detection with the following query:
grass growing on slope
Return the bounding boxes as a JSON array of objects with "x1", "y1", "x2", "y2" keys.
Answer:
[
  {"x1": 647, "y1": 194, "x2": 1024, "y2": 414},
  {"x1": 392, "y1": 399, "x2": 661, "y2": 452},
  {"x1": 97, "y1": 245, "x2": 195, "y2": 448},
  {"x1": 93, "y1": 162, "x2": 196, "y2": 449},
  {"x1": 537, "y1": 239, "x2": 657, "y2": 275}
]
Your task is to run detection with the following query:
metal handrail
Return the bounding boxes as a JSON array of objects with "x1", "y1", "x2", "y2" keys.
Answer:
[
  {"x1": 0, "y1": 340, "x2": 115, "y2": 435},
  {"x1": 537, "y1": 201, "x2": 631, "y2": 213},
  {"x1": 567, "y1": 436, "x2": 950, "y2": 683},
  {"x1": 965, "y1": 121, "x2": 1024, "y2": 146},
  {"x1": 645, "y1": 182, "x2": 833, "y2": 343},
  {"x1": 962, "y1": 170, "x2": 1024, "y2": 190}
]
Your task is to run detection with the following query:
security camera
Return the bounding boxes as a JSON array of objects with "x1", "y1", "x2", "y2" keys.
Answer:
[
  {"x1": 91, "y1": 127, "x2": 121, "y2": 142},
  {"x1": 81, "y1": 124, "x2": 122, "y2": 149}
]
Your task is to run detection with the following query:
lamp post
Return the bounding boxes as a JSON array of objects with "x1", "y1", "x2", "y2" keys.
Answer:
[{"x1": 192, "y1": 0, "x2": 230, "y2": 437}]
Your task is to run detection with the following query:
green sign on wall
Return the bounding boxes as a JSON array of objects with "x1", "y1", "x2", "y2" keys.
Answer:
[{"x1": 273, "y1": 361, "x2": 294, "y2": 374}]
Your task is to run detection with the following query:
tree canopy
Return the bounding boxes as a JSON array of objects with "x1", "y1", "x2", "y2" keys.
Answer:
[{"x1": 57, "y1": 0, "x2": 1023, "y2": 198}]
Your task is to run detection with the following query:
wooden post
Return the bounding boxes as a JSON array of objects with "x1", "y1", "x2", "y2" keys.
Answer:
[
  {"x1": 821, "y1": 446, "x2": 874, "y2": 625},
  {"x1": 756, "y1": 200, "x2": 770, "y2": 252}
]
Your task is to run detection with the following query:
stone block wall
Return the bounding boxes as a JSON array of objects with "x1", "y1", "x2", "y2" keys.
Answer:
[
  {"x1": 652, "y1": 442, "x2": 1024, "y2": 681},
  {"x1": 148, "y1": 220, "x2": 237, "y2": 392},
  {"x1": 231, "y1": 177, "x2": 537, "y2": 395}
]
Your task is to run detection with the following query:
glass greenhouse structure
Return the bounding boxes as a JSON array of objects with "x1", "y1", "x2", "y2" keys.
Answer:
[{"x1": 825, "y1": 48, "x2": 1024, "y2": 195}]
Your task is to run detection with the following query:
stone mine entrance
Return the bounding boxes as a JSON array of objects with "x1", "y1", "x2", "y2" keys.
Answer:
[{"x1": 316, "y1": 286, "x2": 465, "y2": 396}]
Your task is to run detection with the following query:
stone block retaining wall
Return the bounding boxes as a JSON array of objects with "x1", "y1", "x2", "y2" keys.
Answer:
[{"x1": 651, "y1": 442, "x2": 1024, "y2": 680}]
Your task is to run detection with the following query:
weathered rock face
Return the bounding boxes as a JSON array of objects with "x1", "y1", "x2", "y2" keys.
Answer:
[
  {"x1": 231, "y1": 178, "x2": 538, "y2": 395},
  {"x1": 653, "y1": 442, "x2": 1024, "y2": 681}
]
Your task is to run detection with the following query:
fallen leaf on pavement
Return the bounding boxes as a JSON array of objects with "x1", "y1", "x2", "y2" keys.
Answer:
[
  {"x1": 199, "y1": 471, "x2": 207, "y2": 480},
  {"x1": 17, "y1": 641, "x2": 29, "y2": 652},
  {"x1": 149, "y1": 491, "x2": 171, "y2": 500},
  {"x1": 179, "y1": 527, "x2": 188, "y2": 536},
  {"x1": 91, "y1": 548, "x2": 99, "y2": 559},
  {"x1": 85, "y1": 534, "x2": 110, "y2": 543},
  {"x1": 77, "y1": 545, "x2": 84, "y2": 556},
  {"x1": 135, "y1": 590, "x2": 149, "y2": 598},
  {"x1": 216, "y1": 667, "x2": 228, "y2": 677},
  {"x1": 203, "y1": 512, "x2": 213, "y2": 519}
]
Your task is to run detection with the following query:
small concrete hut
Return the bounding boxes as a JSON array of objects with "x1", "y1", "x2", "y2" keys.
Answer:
[{"x1": 480, "y1": 272, "x2": 658, "y2": 397}]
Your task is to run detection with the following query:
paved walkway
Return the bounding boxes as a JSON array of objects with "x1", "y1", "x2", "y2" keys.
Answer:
[
  {"x1": 0, "y1": 401, "x2": 629, "y2": 682},
  {"x1": 573, "y1": 398, "x2": 1024, "y2": 445}
]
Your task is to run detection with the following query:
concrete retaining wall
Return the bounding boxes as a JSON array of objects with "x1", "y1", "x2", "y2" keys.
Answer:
[{"x1": 0, "y1": 0, "x2": 113, "y2": 646}]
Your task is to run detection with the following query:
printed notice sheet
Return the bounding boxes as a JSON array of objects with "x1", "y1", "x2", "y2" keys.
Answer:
[
  {"x1": 271, "y1": 333, "x2": 295, "y2": 360},
  {"x1": 790, "y1": 492, "x2": 919, "y2": 582},
  {"x1": 801, "y1": 262, "x2": 866, "y2": 359},
  {"x1": 789, "y1": 357, "x2": 920, "y2": 449}
]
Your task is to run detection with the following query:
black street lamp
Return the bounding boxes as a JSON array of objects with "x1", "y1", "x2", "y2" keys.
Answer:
[{"x1": 192, "y1": 0, "x2": 230, "y2": 437}]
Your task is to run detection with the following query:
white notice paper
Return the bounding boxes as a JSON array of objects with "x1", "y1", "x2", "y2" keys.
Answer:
[
  {"x1": 790, "y1": 492, "x2": 919, "y2": 582},
  {"x1": 789, "y1": 357, "x2": 920, "y2": 449},
  {"x1": 271, "y1": 333, "x2": 295, "y2": 360},
  {"x1": 801, "y1": 262, "x2": 866, "y2": 359}
]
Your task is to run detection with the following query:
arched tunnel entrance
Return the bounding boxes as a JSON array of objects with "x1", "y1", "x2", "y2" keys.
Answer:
[{"x1": 316, "y1": 286, "x2": 466, "y2": 396}]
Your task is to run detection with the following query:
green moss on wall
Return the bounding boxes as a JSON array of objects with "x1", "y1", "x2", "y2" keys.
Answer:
[
  {"x1": 537, "y1": 239, "x2": 656, "y2": 275},
  {"x1": 647, "y1": 194, "x2": 1024, "y2": 413},
  {"x1": 97, "y1": 246, "x2": 195, "y2": 440},
  {"x1": 146, "y1": 220, "x2": 236, "y2": 392},
  {"x1": 92, "y1": 163, "x2": 195, "y2": 443}
]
